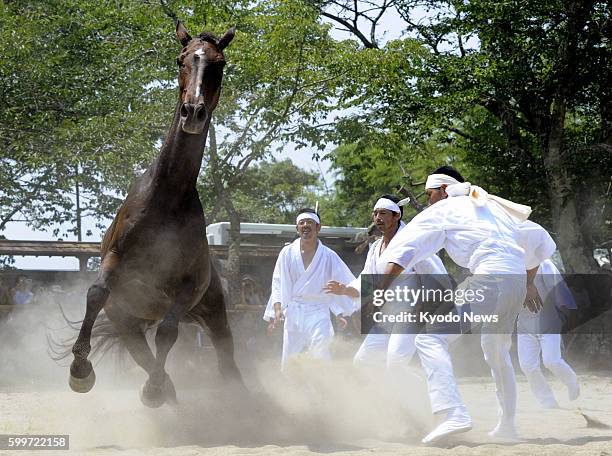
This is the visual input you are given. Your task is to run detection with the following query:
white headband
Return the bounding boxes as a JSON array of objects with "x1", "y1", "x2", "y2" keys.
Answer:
[
  {"x1": 373, "y1": 198, "x2": 401, "y2": 213},
  {"x1": 296, "y1": 212, "x2": 320, "y2": 225},
  {"x1": 425, "y1": 173, "x2": 461, "y2": 189}
]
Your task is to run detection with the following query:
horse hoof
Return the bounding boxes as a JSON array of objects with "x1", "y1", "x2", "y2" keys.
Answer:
[
  {"x1": 139, "y1": 375, "x2": 176, "y2": 408},
  {"x1": 69, "y1": 369, "x2": 96, "y2": 393},
  {"x1": 140, "y1": 382, "x2": 165, "y2": 408}
]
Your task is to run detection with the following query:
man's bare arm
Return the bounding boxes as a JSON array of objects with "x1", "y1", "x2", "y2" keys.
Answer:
[{"x1": 525, "y1": 266, "x2": 543, "y2": 312}]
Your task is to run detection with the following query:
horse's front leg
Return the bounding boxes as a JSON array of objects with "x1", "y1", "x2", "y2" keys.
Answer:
[
  {"x1": 140, "y1": 284, "x2": 193, "y2": 407},
  {"x1": 69, "y1": 252, "x2": 118, "y2": 393}
]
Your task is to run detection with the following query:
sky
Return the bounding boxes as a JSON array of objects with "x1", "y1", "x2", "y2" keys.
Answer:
[{"x1": 3, "y1": 5, "x2": 411, "y2": 270}]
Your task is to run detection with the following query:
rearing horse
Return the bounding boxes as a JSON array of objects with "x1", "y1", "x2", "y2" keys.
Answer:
[{"x1": 68, "y1": 22, "x2": 243, "y2": 407}]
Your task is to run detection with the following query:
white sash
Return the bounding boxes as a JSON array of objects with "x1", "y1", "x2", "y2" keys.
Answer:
[{"x1": 446, "y1": 182, "x2": 532, "y2": 222}]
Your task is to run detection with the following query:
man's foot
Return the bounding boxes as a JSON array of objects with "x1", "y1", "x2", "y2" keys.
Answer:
[
  {"x1": 488, "y1": 421, "x2": 520, "y2": 441},
  {"x1": 421, "y1": 406, "x2": 472, "y2": 445},
  {"x1": 568, "y1": 381, "x2": 580, "y2": 401}
]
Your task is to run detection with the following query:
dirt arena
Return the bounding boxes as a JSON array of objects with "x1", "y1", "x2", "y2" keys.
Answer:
[{"x1": 1, "y1": 292, "x2": 611, "y2": 456}]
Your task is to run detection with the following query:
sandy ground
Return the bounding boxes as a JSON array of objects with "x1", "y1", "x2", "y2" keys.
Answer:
[
  {"x1": 1, "y1": 372, "x2": 611, "y2": 455},
  {"x1": 1, "y1": 299, "x2": 611, "y2": 455}
]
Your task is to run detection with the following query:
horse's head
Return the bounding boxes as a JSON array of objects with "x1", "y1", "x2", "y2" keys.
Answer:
[{"x1": 175, "y1": 22, "x2": 235, "y2": 135}]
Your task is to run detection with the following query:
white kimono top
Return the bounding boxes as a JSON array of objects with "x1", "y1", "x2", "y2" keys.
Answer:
[
  {"x1": 350, "y1": 221, "x2": 448, "y2": 293},
  {"x1": 381, "y1": 195, "x2": 525, "y2": 275},
  {"x1": 517, "y1": 220, "x2": 557, "y2": 270},
  {"x1": 262, "y1": 239, "x2": 357, "y2": 330}
]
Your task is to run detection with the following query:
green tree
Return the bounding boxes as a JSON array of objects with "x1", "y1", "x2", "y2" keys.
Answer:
[
  {"x1": 0, "y1": 0, "x2": 180, "y2": 237},
  {"x1": 323, "y1": 120, "x2": 459, "y2": 227},
  {"x1": 199, "y1": 158, "x2": 321, "y2": 224}
]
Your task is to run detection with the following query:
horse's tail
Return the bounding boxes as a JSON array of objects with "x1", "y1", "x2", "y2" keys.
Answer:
[{"x1": 47, "y1": 305, "x2": 134, "y2": 363}]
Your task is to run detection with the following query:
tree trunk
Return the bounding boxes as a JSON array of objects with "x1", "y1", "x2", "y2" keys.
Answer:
[
  {"x1": 225, "y1": 203, "x2": 242, "y2": 308},
  {"x1": 75, "y1": 163, "x2": 82, "y2": 242},
  {"x1": 207, "y1": 121, "x2": 242, "y2": 305},
  {"x1": 544, "y1": 98, "x2": 599, "y2": 273}
]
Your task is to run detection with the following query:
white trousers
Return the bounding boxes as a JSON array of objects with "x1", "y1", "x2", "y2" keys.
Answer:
[
  {"x1": 517, "y1": 333, "x2": 578, "y2": 406},
  {"x1": 281, "y1": 310, "x2": 334, "y2": 371},
  {"x1": 416, "y1": 275, "x2": 525, "y2": 425},
  {"x1": 415, "y1": 333, "x2": 463, "y2": 413},
  {"x1": 353, "y1": 333, "x2": 417, "y2": 368}
]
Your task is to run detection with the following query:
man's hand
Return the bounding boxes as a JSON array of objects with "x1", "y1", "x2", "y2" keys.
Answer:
[
  {"x1": 335, "y1": 315, "x2": 348, "y2": 331},
  {"x1": 524, "y1": 283, "x2": 543, "y2": 313},
  {"x1": 324, "y1": 281, "x2": 360, "y2": 298},
  {"x1": 324, "y1": 280, "x2": 346, "y2": 295},
  {"x1": 267, "y1": 302, "x2": 284, "y2": 333}
]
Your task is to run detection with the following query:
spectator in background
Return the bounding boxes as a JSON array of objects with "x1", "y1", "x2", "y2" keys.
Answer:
[
  {"x1": 10, "y1": 275, "x2": 34, "y2": 305},
  {"x1": 241, "y1": 275, "x2": 265, "y2": 306}
]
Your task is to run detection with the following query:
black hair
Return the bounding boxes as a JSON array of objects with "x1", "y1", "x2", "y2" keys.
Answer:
[
  {"x1": 13, "y1": 274, "x2": 28, "y2": 287},
  {"x1": 378, "y1": 194, "x2": 403, "y2": 217},
  {"x1": 432, "y1": 165, "x2": 465, "y2": 183},
  {"x1": 297, "y1": 208, "x2": 321, "y2": 225}
]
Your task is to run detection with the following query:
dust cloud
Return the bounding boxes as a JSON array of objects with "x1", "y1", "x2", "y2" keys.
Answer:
[
  {"x1": 1, "y1": 280, "x2": 611, "y2": 455},
  {"x1": 0, "y1": 280, "x2": 433, "y2": 452}
]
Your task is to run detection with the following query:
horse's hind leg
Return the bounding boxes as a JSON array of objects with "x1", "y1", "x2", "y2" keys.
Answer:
[
  {"x1": 140, "y1": 283, "x2": 195, "y2": 407},
  {"x1": 69, "y1": 253, "x2": 117, "y2": 393},
  {"x1": 198, "y1": 274, "x2": 244, "y2": 387},
  {"x1": 106, "y1": 306, "x2": 176, "y2": 408}
]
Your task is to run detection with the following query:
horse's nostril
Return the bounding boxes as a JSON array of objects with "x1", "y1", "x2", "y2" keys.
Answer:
[
  {"x1": 196, "y1": 105, "x2": 206, "y2": 120},
  {"x1": 180, "y1": 104, "x2": 190, "y2": 118}
]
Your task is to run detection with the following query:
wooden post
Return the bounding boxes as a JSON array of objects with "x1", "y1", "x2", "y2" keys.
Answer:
[{"x1": 78, "y1": 256, "x2": 88, "y2": 273}]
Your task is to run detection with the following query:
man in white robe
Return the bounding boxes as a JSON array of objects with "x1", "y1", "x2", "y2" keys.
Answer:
[
  {"x1": 263, "y1": 209, "x2": 357, "y2": 370},
  {"x1": 324, "y1": 195, "x2": 450, "y2": 368},
  {"x1": 379, "y1": 165, "x2": 534, "y2": 443},
  {"x1": 517, "y1": 258, "x2": 580, "y2": 408}
]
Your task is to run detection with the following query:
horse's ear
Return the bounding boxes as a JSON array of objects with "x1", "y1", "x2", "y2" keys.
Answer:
[
  {"x1": 176, "y1": 21, "x2": 192, "y2": 47},
  {"x1": 217, "y1": 26, "x2": 235, "y2": 51}
]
